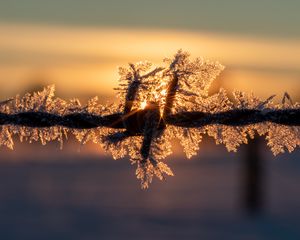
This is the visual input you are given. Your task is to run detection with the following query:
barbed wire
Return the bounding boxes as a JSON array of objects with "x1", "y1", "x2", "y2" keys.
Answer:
[
  {"x1": 0, "y1": 50, "x2": 299, "y2": 188},
  {"x1": 0, "y1": 108, "x2": 298, "y2": 129}
]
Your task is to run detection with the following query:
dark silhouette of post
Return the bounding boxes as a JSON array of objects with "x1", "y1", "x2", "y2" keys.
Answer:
[{"x1": 243, "y1": 137, "x2": 263, "y2": 215}]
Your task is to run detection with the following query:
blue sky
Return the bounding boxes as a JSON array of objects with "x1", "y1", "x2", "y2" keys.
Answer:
[{"x1": 1, "y1": 0, "x2": 299, "y2": 38}]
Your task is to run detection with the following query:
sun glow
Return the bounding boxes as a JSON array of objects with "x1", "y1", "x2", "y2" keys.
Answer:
[
  {"x1": 160, "y1": 89, "x2": 167, "y2": 96},
  {"x1": 140, "y1": 100, "x2": 147, "y2": 109}
]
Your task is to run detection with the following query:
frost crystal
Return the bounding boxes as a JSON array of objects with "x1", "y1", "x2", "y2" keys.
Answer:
[{"x1": 0, "y1": 50, "x2": 299, "y2": 188}]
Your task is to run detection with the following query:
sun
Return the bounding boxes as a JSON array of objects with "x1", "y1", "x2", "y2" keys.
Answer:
[{"x1": 140, "y1": 100, "x2": 147, "y2": 109}]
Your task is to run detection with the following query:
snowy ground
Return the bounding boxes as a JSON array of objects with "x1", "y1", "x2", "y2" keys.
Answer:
[{"x1": 0, "y1": 141, "x2": 299, "y2": 240}]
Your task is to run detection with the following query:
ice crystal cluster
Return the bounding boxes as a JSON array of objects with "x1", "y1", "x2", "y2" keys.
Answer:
[{"x1": 0, "y1": 50, "x2": 299, "y2": 188}]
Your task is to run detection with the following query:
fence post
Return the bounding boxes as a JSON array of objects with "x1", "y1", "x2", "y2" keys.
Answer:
[{"x1": 243, "y1": 137, "x2": 264, "y2": 215}]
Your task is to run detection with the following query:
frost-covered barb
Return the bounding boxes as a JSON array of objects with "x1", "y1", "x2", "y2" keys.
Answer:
[{"x1": 0, "y1": 50, "x2": 299, "y2": 188}]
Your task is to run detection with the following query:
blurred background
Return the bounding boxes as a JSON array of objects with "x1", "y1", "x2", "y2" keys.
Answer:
[{"x1": 0, "y1": 0, "x2": 299, "y2": 239}]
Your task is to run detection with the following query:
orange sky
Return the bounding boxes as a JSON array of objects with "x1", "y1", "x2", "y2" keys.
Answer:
[{"x1": 0, "y1": 23, "x2": 299, "y2": 101}]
